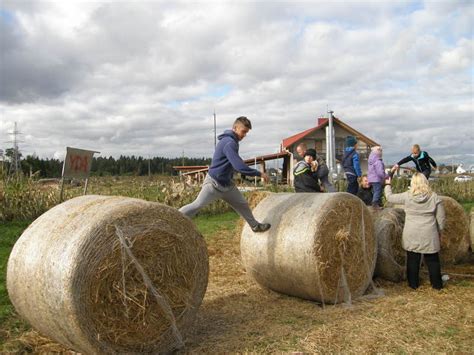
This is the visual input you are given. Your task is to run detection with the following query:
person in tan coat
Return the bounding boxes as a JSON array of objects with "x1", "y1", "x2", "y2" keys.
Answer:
[{"x1": 384, "y1": 172, "x2": 445, "y2": 289}]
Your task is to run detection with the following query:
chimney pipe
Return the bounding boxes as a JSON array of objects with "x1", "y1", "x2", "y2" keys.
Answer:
[{"x1": 327, "y1": 110, "x2": 336, "y2": 180}]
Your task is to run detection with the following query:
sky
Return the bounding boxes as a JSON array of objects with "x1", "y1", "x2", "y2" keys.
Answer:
[{"x1": 0, "y1": 0, "x2": 472, "y2": 166}]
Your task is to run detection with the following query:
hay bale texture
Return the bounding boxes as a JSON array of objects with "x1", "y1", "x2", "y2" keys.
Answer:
[
  {"x1": 7, "y1": 195, "x2": 209, "y2": 354},
  {"x1": 241, "y1": 192, "x2": 376, "y2": 304},
  {"x1": 439, "y1": 196, "x2": 470, "y2": 264},
  {"x1": 383, "y1": 196, "x2": 470, "y2": 265},
  {"x1": 372, "y1": 208, "x2": 406, "y2": 282}
]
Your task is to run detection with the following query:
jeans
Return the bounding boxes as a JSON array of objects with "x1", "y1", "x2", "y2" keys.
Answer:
[
  {"x1": 406, "y1": 251, "x2": 443, "y2": 290},
  {"x1": 346, "y1": 174, "x2": 359, "y2": 195},
  {"x1": 371, "y1": 182, "x2": 383, "y2": 206}
]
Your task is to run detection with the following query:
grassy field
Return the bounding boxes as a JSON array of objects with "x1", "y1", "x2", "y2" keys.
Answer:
[
  {"x1": 1, "y1": 210, "x2": 473, "y2": 353},
  {"x1": 1, "y1": 174, "x2": 473, "y2": 352}
]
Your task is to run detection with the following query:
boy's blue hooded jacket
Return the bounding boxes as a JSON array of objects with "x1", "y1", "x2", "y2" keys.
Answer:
[
  {"x1": 342, "y1": 147, "x2": 362, "y2": 177},
  {"x1": 208, "y1": 130, "x2": 261, "y2": 186}
]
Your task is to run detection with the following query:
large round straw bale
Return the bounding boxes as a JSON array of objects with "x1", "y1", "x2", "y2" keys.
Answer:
[
  {"x1": 7, "y1": 195, "x2": 208, "y2": 354},
  {"x1": 247, "y1": 190, "x2": 273, "y2": 210},
  {"x1": 439, "y1": 196, "x2": 470, "y2": 264},
  {"x1": 372, "y1": 208, "x2": 406, "y2": 282},
  {"x1": 241, "y1": 192, "x2": 376, "y2": 304}
]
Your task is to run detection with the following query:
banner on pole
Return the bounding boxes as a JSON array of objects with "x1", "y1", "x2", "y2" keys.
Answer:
[{"x1": 62, "y1": 147, "x2": 99, "y2": 179}]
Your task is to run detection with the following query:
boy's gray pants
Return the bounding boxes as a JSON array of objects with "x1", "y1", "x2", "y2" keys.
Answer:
[{"x1": 179, "y1": 175, "x2": 259, "y2": 228}]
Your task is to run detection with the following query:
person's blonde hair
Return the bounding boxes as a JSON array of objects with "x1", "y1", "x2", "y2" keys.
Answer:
[
  {"x1": 412, "y1": 144, "x2": 420, "y2": 153},
  {"x1": 410, "y1": 172, "x2": 432, "y2": 196}
]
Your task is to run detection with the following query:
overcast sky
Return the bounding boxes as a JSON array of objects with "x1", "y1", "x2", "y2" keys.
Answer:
[{"x1": 0, "y1": 0, "x2": 472, "y2": 166}]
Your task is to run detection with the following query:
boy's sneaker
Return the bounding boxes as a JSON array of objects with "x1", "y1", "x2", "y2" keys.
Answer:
[{"x1": 251, "y1": 223, "x2": 271, "y2": 233}]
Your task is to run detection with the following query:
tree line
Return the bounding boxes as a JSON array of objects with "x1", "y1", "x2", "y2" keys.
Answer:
[{"x1": 2, "y1": 152, "x2": 211, "y2": 178}]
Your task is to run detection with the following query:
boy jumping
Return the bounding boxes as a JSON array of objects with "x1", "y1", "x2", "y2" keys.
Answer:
[{"x1": 179, "y1": 116, "x2": 271, "y2": 233}]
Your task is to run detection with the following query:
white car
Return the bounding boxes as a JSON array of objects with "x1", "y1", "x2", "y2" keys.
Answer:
[{"x1": 454, "y1": 175, "x2": 473, "y2": 182}]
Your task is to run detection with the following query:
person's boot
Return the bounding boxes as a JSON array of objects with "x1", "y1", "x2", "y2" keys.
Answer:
[
  {"x1": 371, "y1": 204, "x2": 383, "y2": 211},
  {"x1": 251, "y1": 223, "x2": 271, "y2": 233}
]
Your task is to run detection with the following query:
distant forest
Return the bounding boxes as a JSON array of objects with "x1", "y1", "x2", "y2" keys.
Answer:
[{"x1": 7, "y1": 155, "x2": 212, "y2": 178}]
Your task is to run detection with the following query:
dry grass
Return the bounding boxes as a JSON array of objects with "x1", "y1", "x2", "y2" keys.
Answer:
[
  {"x1": 185, "y1": 225, "x2": 474, "y2": 353},
  {"x1": 3, "y1": 214, "x2": 474, "y2": 353}
]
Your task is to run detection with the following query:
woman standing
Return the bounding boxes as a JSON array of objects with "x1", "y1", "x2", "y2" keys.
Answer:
[
  {"x1": 384, "y1": 173, "x2": 445, "y2": 289},
  {"x1": 368, "y1": 146, "x2": 388, "y2": 209}
]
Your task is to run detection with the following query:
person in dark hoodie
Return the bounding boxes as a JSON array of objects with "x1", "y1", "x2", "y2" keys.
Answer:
[
  {"x1": 179, "y1": 116, "x2": 271, "y2": 233},
  {"x1": 391, "y1": 144, "x2": 437, "y2": 179},
  {"x1": 293, "y1": 148, "x2": 322, "y2": 192},
  {"x1": 357, "y1": 175, "x2": 373, "y2": 206},
  {"x1": 295, "y1": 143, "x2": 334, "y2": 192},
  {"x1": 342, "y1": 136, "x2": 362, "y2": 195}
]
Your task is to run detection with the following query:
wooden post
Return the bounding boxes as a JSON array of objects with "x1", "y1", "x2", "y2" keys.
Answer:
[
  {"x1": 254, "y1": 157, "x2": 257, "y2": 187},
  {"x1": 83, "y1": 178, "x2": 89, "y2": 195},
  {"x1": 59, "y1": 178, "x2": 65, "y2": 203},
  {"x1": 289, "y1": 153, "x2": 295, "y2": 187}
]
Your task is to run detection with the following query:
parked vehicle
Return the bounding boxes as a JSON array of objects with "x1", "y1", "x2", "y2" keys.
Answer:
[{"x1": 454, "y1": 175, "x2": 473, "y2": 182}]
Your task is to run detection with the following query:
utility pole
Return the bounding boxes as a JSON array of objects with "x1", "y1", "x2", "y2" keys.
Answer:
[
  {"x1": 213, "y1": 110, "x2": 217, "y2": 149},
  {"x1": 327, "y1": 110, "x2": 336, "y2": 180},
  {"x1": 7, "y1": 122, "x2": 23, "y2": 175},
  {"x1": 182, "y1": 149, "x2": 185, "y2": 166}
]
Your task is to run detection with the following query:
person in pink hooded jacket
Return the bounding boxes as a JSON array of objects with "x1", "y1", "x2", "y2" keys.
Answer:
[{"x1": 367, "y1": 146, "x2": 389, "y2": 208}]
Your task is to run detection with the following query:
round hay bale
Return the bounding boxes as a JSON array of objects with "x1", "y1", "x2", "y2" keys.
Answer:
[
  {"x1": 439, "y1": 196, "x2": 470, "y2": 264},
  {"x1": 372, "y1": 208, "x2": 406, "y2": 282},
  {"x1": 247, "y1": 190, "x2": 273, "y2": 210},
  {"x1": 7, "y1": 195, "x2": 208, "y2": 354},
  {"x1": 241, "y1": 192, "x2": 376, "y2": 304}
]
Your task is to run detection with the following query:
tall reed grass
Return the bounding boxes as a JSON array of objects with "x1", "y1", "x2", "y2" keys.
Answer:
[{"x1": 1, "y1": 173, "x2": 472, "y2": 222}]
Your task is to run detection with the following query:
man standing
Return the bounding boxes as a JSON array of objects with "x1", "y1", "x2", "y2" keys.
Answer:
[
  {"x1": 342, "y1": 136, "x2": 362, "y2": 195},
  {"x1": 179, "y1": 116, "x2": 271, "y2": 233},
  {"x1": 392, "y1": 144, "x2": 437, "y2": 179},
  {"x1": 295, "y1": 143, "x2": 335, "y2": 192}
]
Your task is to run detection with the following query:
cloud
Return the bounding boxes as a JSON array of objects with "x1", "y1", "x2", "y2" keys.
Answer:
[{"x1": 0, "y1": 0, "x2": 472, "y2": 167}]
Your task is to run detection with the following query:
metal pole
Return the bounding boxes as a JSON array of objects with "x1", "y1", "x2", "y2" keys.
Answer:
[{"x1": 328, "y1": 110, "x2": 335, "y2": 179}]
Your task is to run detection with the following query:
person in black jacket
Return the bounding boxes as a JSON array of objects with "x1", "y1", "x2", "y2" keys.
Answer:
[
  {"x1": 392, "y1": 144, "x2": 437, "y2": 179},
  {"x1": 293, "y1": 148, "x2": 322, "y2": 192},
  {"x1": 357, "y1": 175, "x2": 373, "y2": 206}
]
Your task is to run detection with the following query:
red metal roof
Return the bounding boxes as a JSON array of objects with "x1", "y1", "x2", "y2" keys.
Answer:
[
  {"x1": 282, "y1": 121, "x2": 328, "y2": 149},
  {"x1": 281, "y1": 117, "x2": 378, "y2": 149}
]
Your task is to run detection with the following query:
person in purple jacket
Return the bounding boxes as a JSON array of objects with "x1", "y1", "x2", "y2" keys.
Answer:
[
  {"x1": 368, "y1": 146, "x2": 389, "y2": 209},
  {"x1": 180, "y1": 116, "x2": 271, "y2": 233}
]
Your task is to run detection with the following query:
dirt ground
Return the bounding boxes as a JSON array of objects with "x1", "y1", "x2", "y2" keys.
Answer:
[{"x1": 4, "y1": 221, "x2": 474, "y2": 353}]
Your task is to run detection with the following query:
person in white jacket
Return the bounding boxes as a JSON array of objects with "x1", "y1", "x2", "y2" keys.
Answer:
[{"x1": 384, "y1": 172, "x2": 446, "y2": 289}]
